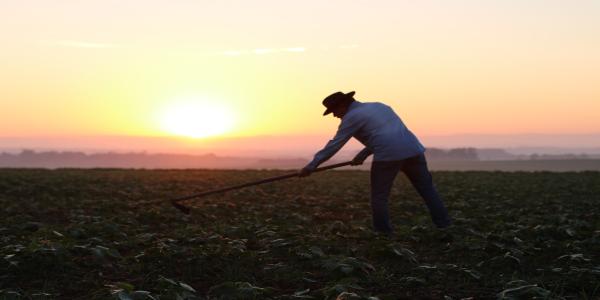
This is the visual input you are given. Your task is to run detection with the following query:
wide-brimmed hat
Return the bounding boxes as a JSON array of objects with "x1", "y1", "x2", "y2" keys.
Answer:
[{"x1": 322, "y1": 91, "x2": 355, "y2": 115}]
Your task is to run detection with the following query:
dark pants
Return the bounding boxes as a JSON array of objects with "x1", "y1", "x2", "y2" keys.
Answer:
[{"x1": 370, "y1": 153, "x2": 451, "y2": 233}]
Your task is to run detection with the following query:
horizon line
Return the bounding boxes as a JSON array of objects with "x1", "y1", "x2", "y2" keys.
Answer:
[{"x1": 2, "y1": 132, "x2": 600, "y2": 139}]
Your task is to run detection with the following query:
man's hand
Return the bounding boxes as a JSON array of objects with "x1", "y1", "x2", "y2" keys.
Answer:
[
  {"x1": 298, "y1": 166, "x2": 315, "y2": 177},
  {"x1": 351, "y1": 155, "x2": 367, "y2": 166},
  {"x1": 351, "y1": 148, "x2": 372, "y2": 166}
]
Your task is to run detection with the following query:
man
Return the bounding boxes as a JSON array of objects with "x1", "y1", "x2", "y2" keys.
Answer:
[{"x1": 299, "y1": 91, "x2": 451, "y2": 234}]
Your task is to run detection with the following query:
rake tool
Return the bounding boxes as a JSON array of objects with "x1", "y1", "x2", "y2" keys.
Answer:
[{"x1": 170, "y1": 161, "x2": 353, "y2": 214}]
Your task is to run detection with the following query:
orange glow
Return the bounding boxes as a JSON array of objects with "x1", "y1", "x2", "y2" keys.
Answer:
[
  {"x1": 159, "y1": 97, "x2": 235, "y2": 138},
  {"x1": 0, "y1": 1, "x2": 598, "y2": 143}
]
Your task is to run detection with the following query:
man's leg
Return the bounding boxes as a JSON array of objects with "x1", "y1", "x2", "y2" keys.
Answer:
[
  {"x1": 370, "y1": 161, "x2": 403, "y2": 233},
  {"x1": 402, "y1": 153, "x2": 452, "y2": 228}
]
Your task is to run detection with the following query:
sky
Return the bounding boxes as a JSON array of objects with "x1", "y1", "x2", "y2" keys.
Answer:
[{"x1": 1, "y1": 1, "x2": 599, "y2": 152}]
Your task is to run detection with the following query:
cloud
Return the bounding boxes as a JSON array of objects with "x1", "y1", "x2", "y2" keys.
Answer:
[
  {"x1": 42, "y1": 40, "x2": 121, "y2": 49},
  {"x1": 253, "y1": 48, "x2": 275, "y2": 55},
  {"x1": 221, "y1": 47, "x2": 306, "y2": 56},
  {"x1": 223, "y1": 50, "x2": 245, "y2": 56},
  {"x1": 219, "y1": 45, "x2": 355, "y2": 56},
  {"x1": 285, "y1": 47, "x2": 305, "y2": 52}
]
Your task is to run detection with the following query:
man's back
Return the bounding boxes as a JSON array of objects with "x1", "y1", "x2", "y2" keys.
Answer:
[{"x1": 346, "y1": 101, "x2": 425, "y2": 161}]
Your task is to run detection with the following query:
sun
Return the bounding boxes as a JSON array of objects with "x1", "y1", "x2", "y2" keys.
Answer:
[{"x1": 160, "y1": 98, "x2": 235, "y2": 138}]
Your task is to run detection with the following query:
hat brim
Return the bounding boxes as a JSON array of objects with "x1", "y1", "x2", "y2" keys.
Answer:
[{"x1": 322, "y1": 91, "x2": 355, "y2": 116}]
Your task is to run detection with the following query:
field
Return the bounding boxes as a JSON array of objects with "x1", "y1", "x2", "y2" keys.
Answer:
[{"x1": 1, "y1": 169, "x2": 599, "y2": 299}]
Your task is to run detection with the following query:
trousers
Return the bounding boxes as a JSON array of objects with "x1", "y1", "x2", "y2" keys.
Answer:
[{"x1": 370, "y1": 153, "x2": 451, "y2": 233}]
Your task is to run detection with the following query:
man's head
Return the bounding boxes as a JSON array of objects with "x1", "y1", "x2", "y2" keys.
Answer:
[{"x1": 322, "y1": 91, "x2": 355, "y2": 119}]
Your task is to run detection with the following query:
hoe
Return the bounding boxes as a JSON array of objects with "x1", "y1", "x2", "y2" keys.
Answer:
[{"x1": 170, "y1": 161, "x2": 353, "y2": 214}]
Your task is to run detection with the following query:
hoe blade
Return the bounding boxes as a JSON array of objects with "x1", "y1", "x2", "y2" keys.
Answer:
[{"x1": 171, "y1": 200, "x2": 191, "y2": 214}]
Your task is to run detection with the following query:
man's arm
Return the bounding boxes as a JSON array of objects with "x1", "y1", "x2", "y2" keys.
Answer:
[
  {"x1": 300, "y1": 117, "x2": 361, "y2": 175},
  {"x1": 351, "y1": 147, "x2": 373, "y2": 165}
]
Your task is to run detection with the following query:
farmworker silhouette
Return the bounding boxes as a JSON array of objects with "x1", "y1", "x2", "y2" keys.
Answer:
[{"x1": 299, "y1": 91, "x2": 451, "y2": 234}]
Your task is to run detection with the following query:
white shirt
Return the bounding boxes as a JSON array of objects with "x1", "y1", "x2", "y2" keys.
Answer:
[{"x1": 307, "y1": 101, "x2": 425, "y2": 169}]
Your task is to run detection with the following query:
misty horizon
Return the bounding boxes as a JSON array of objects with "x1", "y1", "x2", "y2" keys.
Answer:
[
  {"x1": 2, "y1": 133, "x2": 600, "y2": 158},
  {"x1": 2, "y1": 147, "x2": 599, "y2": 171}
]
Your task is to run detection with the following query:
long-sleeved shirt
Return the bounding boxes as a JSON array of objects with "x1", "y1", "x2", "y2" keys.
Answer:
[{"x1": 306, "y1": 100, "x2": 425, "y2": 169}]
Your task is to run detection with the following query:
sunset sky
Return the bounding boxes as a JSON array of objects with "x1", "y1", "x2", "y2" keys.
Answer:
[{"x1": 1, "y1": 1, "x2": 599, "y2": 152}]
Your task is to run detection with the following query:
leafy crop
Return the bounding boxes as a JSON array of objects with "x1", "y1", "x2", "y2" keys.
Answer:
[{"x1": 0, "y1": 169, "x2": 598, "y2": 299}]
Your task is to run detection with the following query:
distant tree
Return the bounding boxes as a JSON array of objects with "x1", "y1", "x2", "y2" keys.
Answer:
[{"x1": 426, "y1": 148, "x2": 479, "y2": 161}]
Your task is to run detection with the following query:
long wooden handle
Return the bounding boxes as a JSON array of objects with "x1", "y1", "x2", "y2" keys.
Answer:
[{"x1": 171, "y1": 161, "x2": 353, "y2": 203}]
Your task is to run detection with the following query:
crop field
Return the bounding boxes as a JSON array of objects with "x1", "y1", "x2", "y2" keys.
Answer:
[{"x1": 0, "y1": 169, "x2": 599, "y2": 299}]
